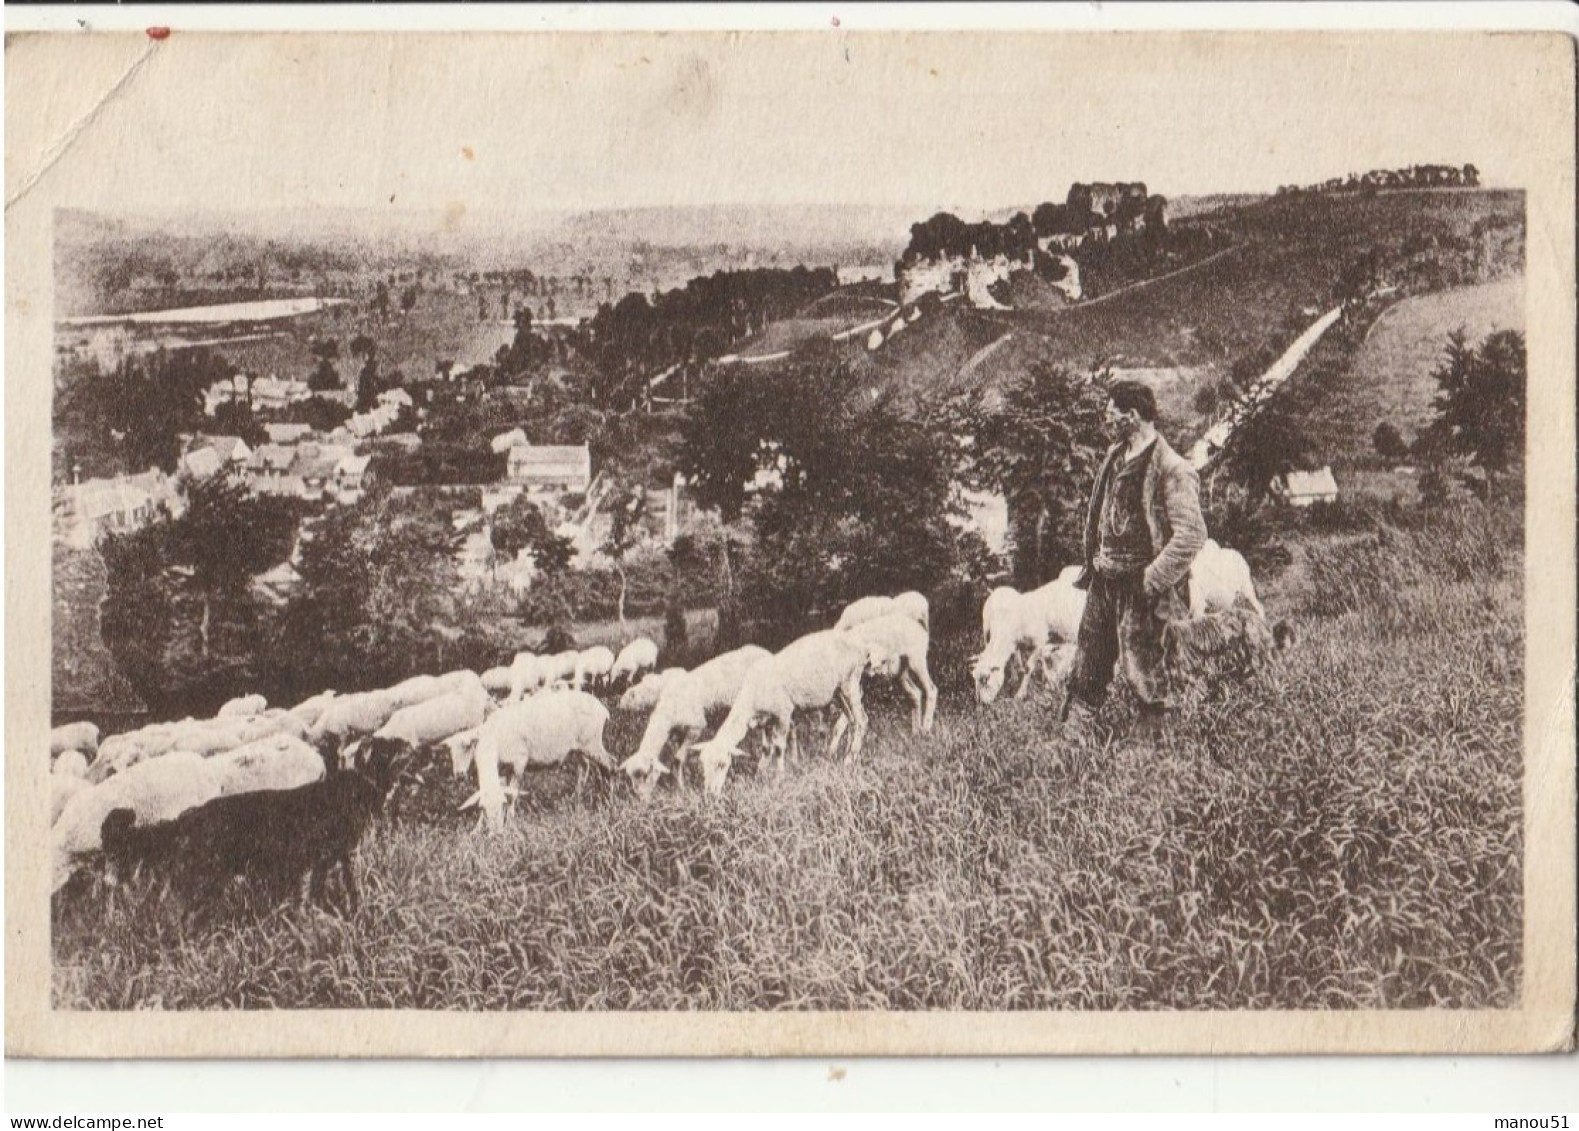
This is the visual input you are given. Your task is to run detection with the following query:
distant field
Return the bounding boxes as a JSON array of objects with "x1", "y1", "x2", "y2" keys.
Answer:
[{"x1": 1333, "y1": 276, "x2": 1525, "y2": 453}]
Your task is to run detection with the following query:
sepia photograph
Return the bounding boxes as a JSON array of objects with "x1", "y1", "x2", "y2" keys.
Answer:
[{"x1": 6, "y1": 20, "x2": 1574, "y2": 1059}]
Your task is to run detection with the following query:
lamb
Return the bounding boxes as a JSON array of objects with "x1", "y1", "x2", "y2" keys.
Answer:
[
  {"x1": 459, "y1": 690, "x2": 617, "y2": 831},
  {"x1": 206, "y1": 733, "x2": 327, "y2": 797},
  {"x1": 619, "y1": 647, "x2": 770, "y2": 800},
  {"x1": 52, "y1": 752, "x2": 223, "y2": 893},
  {"x1": 688, "y1": 631, "x2": 882, "y2": 797},
  {"x1": 51, "y1": 722, "x2": 100, "y2": 758},
  {"x1": 972, "y1": 565, "x2": 1087, "y2": 704},
  {"x1": 617, "y1": 667, "x2": 686, "y2": 713},
  {"x1": 98, "y1": 740, "x2": 405, "y2": 917},
  {"x1": 217, "y1": 693, "x2": 268, "y2": 718},
  {"x1": 839, "y1": 612, "x2": 939, "y2": 735},
  {"x1": 834, "y1": 590, "x2": 930, "y2": 632},
  {"x1": 609, "y1": 637, "x2": 661, "y2": 688},
  {"x1": 573, "y1": 645, "x2": 616, "y2": 691}
]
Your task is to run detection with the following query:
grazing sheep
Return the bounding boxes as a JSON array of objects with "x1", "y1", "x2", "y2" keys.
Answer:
[
  {"x1": 88, "y1": 713, "x2": 307, "y2": 780},
  {"x1": 306, "y1": 691, "x2": 403, "y2": 757},
  {"x1": 441, "y1": 726, "x2": 481, "y2": 775},
  {"x1": 617, "y1": 667, "x2": 686, "y2": 713},
  {"x1": 573, "y1": 646, "x2": 617, "y2": 691},
  {"x1": 619, "y1": 647, "x2": 770, "y2": 799},
  {"x1": 51, "y1": 722, "x2": 100, "y2": 758},
  {"x1": 207, "y1": 733, "x2": 327, "y2": 797},
  {"x1": 481, "y1": 665, "x2": 514, "y2": 695},
  {"x1": 505, "y1": 652, "x2": 546, "y2": 701},
  {"x1": 345, "y1": 687, "x2": 490, "y2": 769},
  {"x1": 287, "y1": 690, "x2": 338, "y2": 730},
  {"x1": 433, "y1": 669, "x2": 490, "y2": 703},
  {"x1": 973, "y1": 565, "x2": 1087, "y2": 704},
  {"x1": 609, "y1": 637, "x2": 661, "y2": 688},
  {"x1": 1185, "y1": 539, "x2": 1266, "y2": 618},
  {"x1": 545, "y1": 650, "x2": 582, "y2": 686},
  {"x1": 51, "y1": 775, "x2": 90, "y2": 827},
  {"x1": 52, "y1": 752, "x2": 223, "y2": 894},
  {"x1": 689, "y1": 631, "x2": 881, "y2": 797},
  {"x1": 834, "y1": 590, "x2": 930, "y2": 632},
  {"x1": 382, "y1": 674, "x2": 443, "y2": 712},
  {"x1": 217, "y1": 693, "x2": 268, "y2": 719},
  {"x1": 53, "y1": 749, "x2": 90, "y2": 780},
  {"x1": 98, "y1": 741, "x2": 406, "y2": 917},
  {"x1": 459, "y1": 690, "x2": 616, "y2": 831},
  {"x1": 840, "y1": 612, "x2": 939, "y2": 736}
]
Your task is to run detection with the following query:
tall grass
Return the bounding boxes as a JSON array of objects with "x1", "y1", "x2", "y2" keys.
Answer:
[{"x1": 53, "y1": 506, "x2": 1523, "y2": 1011}]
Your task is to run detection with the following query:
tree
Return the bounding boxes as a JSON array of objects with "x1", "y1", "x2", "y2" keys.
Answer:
[
  {"x1": 98, "y1": 522, "x2": 176, "y2": 710},
  {"x1": 1220, "y1": 399, "x2": 1312, "y2": 507},
  {"x1": 374, "y1": 281, "x2": 390, "y2": 321},
  {"x1": 1431, "y1": 328, "x2": 1525, "y2": 488},
  {"x1": 490, "y1": 493, "x2": 573, "y2": 575},
  {"x1": 952, "y1": 362, "x2": 1109, "y2": 587},
  {"x1": 401, "y1": 285, "x2": 419, "y2": 318},
  {"x1": 167, "y1": 471, "x2": 298, "y2": 659},
  {"x1": 600, "y1": 480, "x2": 649, "y2": 635},
  {"x1": 1372, "y1": 421, "x2": 1409, "y2": 462},
  {"x1": 308, "y1": 338, "x2": 342, "y2": 392}
]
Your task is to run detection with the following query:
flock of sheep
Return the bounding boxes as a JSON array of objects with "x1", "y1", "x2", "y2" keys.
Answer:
[{"x1": 49, "y1": 539, "x2": 1285, "y2": 920}]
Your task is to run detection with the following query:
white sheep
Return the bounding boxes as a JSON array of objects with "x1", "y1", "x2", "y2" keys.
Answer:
[
  {"x1": 481, "y1": 665, "x2": 514, "y2": 695},
  {"x1": 459, "y1": 690, "x2": 617, "y2": 831},
  {"x1": 287, "y1": 689, "x2": 338, "y2": 730},
  {"x1": 972, "y1": 543, "x2": 1268, "y2": 704},
  {"x1": 216, "y1": 693, "x2": 268, "y2": 718},
  {"x1": 382, "y1": 674, "x2": 443, "y2": 711},
  {"x1": 619, "y1": 647, "x2": 770, "y2": 799},
  {"x1": 545, "y1": 650, "x2": 582, "y2": 686},
  {"x1": 349, "y1": 686, "x2": 489, "y2": 767},
  {"x1": 51, "y1": 775, "x2": 90, "y2": 827},
  {"x1": 573, "y1": 646, "x2": 616, "y2": 691},
  {"x1": 52, "y1": 752, "x2": 222, "y2": 893},
  {"x1": 973, "y1": 565, "x2": 1087, "y2": 704},
  {"x1": 206, "y1": 733, "x2": 326, "y2": 797},
  {"x1": 53, "y1": 750, "x2": 90, "y2": 781},
  {"x1": 89, "y1": 713, "x2": 306, "y2": 779},
  {"x1": 51, "y1": 722, "x2": 100, "y2": 758},
  {"x1": 609, "y1": 637, "x2": 661, "y2": 687},
  {"x1": 689, "y1": 631, "x2": 882, "y2": 797},
  {"x1": 834, "y1": 590, "x2": 930, "y2": 632},
  {"x1": 306, "y1": 690, "x2": 403, "y2": 752},
  {"x1": 617, "y1": 667, "x2": 686, "y2": 713},
  {"x1": 840, "y1": 612, "x2": 938, "y2": 736},
  {"x1": 1185, "y1": 540, "x2": 1265, "y2": 618},
  {"x1": 505, "y1": 652, "x2": 546, "y2": 701}
]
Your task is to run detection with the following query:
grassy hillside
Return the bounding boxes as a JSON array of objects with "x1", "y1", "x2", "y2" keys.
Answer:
[
  {"x1": 53, "y1": 499, "x2": 1521, "y2": 1011},
  {"x1": 1334, "y1": 276, "x2": 1524, "y2": 453}
]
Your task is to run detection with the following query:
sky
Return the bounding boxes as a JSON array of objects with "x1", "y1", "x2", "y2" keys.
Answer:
[{"x1": 5, "y1": 28, "x2": 1565, "y2": 223}]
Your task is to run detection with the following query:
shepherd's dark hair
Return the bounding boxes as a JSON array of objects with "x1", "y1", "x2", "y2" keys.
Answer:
[{"x1": 1108, "y1": 380, "x2": 1158, "y2": 423}]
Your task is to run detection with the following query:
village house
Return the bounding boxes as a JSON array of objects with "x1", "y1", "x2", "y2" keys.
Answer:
[
  {"x1": 181, "y1": 434, "x2": 253, "y2": 480},
  {"x1": 264, "y1": 422, "x2": 314, "y2": 446},
  {"x1": 333, "y1": 454, "x2": 372, "y2": 505},
  {"x1": 1273, "y1": 467, "x2": 1341, "y2": 507},
  {"x1": 58, "y1": 468, "x2": 183, "y2": 549},
  {"x1": 505, "y1": 443, "x2": 592, "y2": 495}
]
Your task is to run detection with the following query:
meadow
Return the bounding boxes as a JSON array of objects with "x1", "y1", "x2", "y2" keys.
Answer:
[{"x1": 52, "y1": 498, "x2": 1523, "y2": 1011}]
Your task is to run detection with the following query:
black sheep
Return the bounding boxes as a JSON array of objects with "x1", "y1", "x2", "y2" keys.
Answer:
[{"x1": 100, "y1": 742, "x2": 406, "y2": 919}]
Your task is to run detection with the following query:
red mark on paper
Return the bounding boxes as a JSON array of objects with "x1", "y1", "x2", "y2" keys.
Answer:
[
  {"x1": 146, "y1": 27, "x2": 171, "y2": 40},
  {"x1": 830, "y1": 16, "x2": 840, "y2": 27}
]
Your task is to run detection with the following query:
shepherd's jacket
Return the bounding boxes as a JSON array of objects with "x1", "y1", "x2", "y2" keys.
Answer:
[{"x1": 1077, "y1": 434, "x2": 1208, "y2": 621}]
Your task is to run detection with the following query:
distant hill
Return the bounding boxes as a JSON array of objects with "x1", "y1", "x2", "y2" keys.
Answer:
[{"x1": 721, "y1": 189, "x2": 1524, "y2": 452}]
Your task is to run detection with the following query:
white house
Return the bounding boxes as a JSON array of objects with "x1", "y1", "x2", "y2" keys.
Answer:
[
  {"x1": 1274, "y1": 466, "x2": 1340, "y2": 507},
  {"x1": 506, "y1": 443, "x2": 592, "y2": 494}
]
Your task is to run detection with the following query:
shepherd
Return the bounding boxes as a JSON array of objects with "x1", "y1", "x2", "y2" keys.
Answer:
[{"x1": 1062, "y1": 380, "x2": 1207, "y2": 741}]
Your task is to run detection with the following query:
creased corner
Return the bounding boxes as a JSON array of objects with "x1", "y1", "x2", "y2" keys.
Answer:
[{"x1": 5, "y1": 39, "x2": 161, "y2": 215}]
